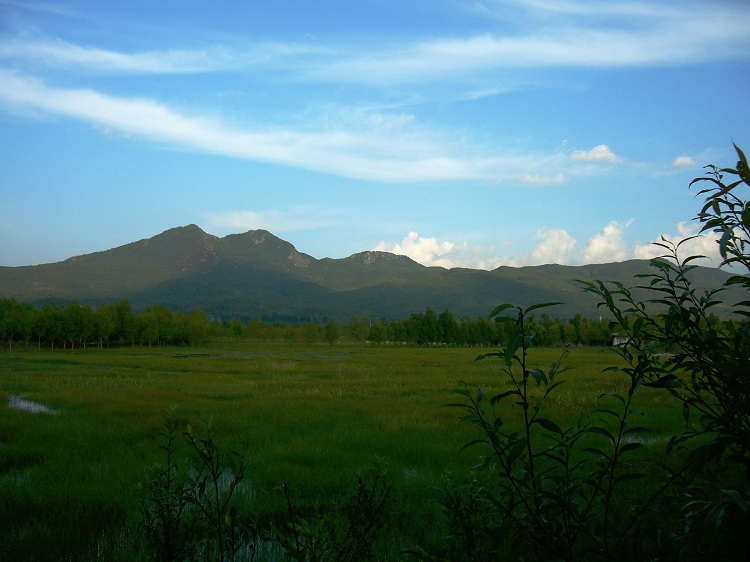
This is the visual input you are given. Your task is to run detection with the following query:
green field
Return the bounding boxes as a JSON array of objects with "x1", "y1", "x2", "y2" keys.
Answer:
[{"x1": 1, "y1": 344, "x2": 685, "y2": 560}]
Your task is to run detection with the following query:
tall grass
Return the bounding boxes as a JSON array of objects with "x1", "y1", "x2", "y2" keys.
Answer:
[{"x1": 0, "y1": 344, "x2": 681, "y2": 559}]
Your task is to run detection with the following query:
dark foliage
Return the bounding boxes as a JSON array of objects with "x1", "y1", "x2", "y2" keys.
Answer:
[{"x1": 412, "y1": 146, "x2": 750, "y2": 561}]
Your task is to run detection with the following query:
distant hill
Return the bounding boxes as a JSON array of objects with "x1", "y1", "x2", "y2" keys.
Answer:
[{"x1": 0, "y1": 225, "x2": 742, "y2": 321}]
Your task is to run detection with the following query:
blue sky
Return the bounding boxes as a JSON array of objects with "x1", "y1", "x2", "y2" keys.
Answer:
[{"x1": 1, "y1": 1, "x2": 749, "y2": 269}]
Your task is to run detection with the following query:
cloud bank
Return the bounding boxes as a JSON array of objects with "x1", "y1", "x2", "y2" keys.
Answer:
[{"x1": 376, "y1": 221, "x2": 723, "y2": 270}]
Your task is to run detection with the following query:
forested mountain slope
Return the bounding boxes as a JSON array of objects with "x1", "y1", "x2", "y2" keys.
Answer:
[{"x1": 0, "y1": 225, "x2": 740, "y2": 320}]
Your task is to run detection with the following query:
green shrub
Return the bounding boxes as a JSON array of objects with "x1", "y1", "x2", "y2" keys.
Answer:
[
  {"x1": 275, "y1": 466, "x2": 390, "y2": 562},
  {"x1": 416, "y1": 146, "x2": 750, "y2": 561},
  {"x1": 140, "y1": 409, "x2": 250, "y2": 562}
]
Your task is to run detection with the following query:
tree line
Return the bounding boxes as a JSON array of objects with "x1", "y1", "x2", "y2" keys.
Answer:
[{"x1": 0, "y1": 296, "x2": 740, "y2": 350}]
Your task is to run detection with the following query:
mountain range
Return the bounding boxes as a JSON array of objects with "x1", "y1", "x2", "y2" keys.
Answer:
[{"x1": 0, "y1": 225, "x2": 741, "y2": 321}]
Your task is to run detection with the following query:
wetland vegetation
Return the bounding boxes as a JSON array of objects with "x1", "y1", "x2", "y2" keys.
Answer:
[{"x1": 1, "y1": 343, "x2": 678, "y2": 560}]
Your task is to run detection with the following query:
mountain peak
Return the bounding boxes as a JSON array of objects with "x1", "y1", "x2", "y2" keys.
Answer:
[
  {"x1": 142, "y1": 224, "x2": 219, "y2": 272},
  {"x1": 241, "y1": 229, "x2": 276, "y2": 244},
  {"x1": 151, "y1": 224, "x2": 213, "y2": 241},
  {"x1": 221, "y1": 229, "x2": 313, "y2": 268},
  {"x1": 344, "y1": 251, "x2": 422, "y2": 267}
]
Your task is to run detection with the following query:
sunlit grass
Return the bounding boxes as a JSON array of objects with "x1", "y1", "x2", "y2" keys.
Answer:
[{"x1": 0, "y1": 343, "x2": 686, "y2": 559}]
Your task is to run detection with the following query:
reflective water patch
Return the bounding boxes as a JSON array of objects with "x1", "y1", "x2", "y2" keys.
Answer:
[{"x1": 7, "y1": 394, "x2": 59, "y2": 415}]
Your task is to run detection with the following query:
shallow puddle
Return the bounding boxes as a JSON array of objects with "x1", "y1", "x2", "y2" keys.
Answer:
[{"x1": 7, "y1": 394, "x2": 59, "y2": 415}]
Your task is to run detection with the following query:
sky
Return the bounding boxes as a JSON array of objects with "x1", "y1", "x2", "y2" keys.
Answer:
[{"x1": 1, "y1": 1, "x2": 749, "y2": 270}]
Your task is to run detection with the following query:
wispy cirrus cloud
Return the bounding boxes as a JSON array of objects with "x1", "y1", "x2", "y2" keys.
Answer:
[
  {"x1": 0, "y1": 0, "x2": 743, "y2": 186},
  {"x1": 518, "y1": 172, "x2": 565, "y2": 185},
  {"x1": 307, "y1": 3, "x2": 750, "y2": 85},
  {"x1": 5, "y1": 1, "x2": 745, "y2": 84},
  {"x1": 0, "y1": 69, "x2": 510, "y2": 183},
  {"x1": 0, "y1": 36, "x2": 324, "y2": 74}
]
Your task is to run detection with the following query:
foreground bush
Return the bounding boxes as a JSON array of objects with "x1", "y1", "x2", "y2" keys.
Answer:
[{"x1": 411, "y1": 146, "x2": 750, "y2": 561}]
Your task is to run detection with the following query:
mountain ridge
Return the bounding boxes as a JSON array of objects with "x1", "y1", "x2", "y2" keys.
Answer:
[{"x1": 0, "y1": 225, "x2": 741, "y2": 321}]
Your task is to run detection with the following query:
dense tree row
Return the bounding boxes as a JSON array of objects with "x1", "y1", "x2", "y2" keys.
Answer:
[
  {"x1": 0, "y1": 298, "x2": 215, "y2": 349},
  {"x1": 366, "y1": 308, "x2": 617, "y2": 347},
  {"x1": 1, "y1": 297, "x2": 739, "y2": 350}
]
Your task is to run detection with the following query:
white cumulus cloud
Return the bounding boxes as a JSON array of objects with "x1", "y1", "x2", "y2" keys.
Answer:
[
  {"x1": 371, "y1": 219, "x2": 732, "y2": 271},
  {"x1": 582, "y1": 221, "x2": 632, "y2": 263},
  {"x1": 669, "y1": 155, "x2": 696, "y2": 168},
  {"x1": 633, "y1": 222, "x2": 722, "y2": 266},
  {"x1": 571, "y1": 144, "x2": 621, "y2": 163},
  {"x1": 530, "y1": 228, "x2": 577, "y2": 264},
  {"x1": 373, "y1": 232, "x2": 460, "y2": 268}
]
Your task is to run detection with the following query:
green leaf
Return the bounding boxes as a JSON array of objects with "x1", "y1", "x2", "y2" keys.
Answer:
[
  {"x1": 475, "y1": 352, "x2": 502, "y2": 361},
  {"x1": 583, "y1": 447, "x2": 612, "y2": 461},
  {"x1": 719, "y1": 229, "x2": 733, "y2": 259},
  {"x1": 735, "y1": 142, "x2": 750, "y2": 184},
  {"x1": 682, "y1": 254, "x2": 707, "y2": 266},
  {"x1": 619, "y1": 442, "x2": 643, "y2": 454},
  {"x1": 487, "y1": 303, "x2": 516, "y2": 320},
  {"x1": 599, "y1": 392, "x2": 625, "y2": 404},
  {"x1": 587, "y1": 426, "x2": 616, "y2": 443},
  {"x1": 443, "y1": 402, "x2": 474, "y2": 410},
  {"x1": 532, "y1": 418, "x2": 563, "y2": 435},
  {"x1": 505, "y1": 334, "x2": 521, "y2": 365},
  {"x1": 592, "y1": 408, "x2": 620, "y2": 419},
  {"x1": 742, "y1": 206, "x2": 750, "y2": 229},
  {"x1": 643, "y1": 374, "x2": 680, "y2": 388},
  {"x1": 458, "y1": 439, "x2": 489, "y2": 453},
  {"x1": 525, "y1": 302, "x2": 562, "y2": 314},
  {"x1": 727, "y1": 275, "x2": 750, "y2": 287},
  {"x1": 528, "y1": 368, "x2": 547, "y2": 386},
  {"x1": 623, "y1": 426, "x2": 652, "y2": 436},
  {"x1": 443, "y1": 387, "x2": 471, "y2": 399},
  {"x1": 634, "y1": 316, "x2": 647, "y2": 337},
  {"x1": 547, "y1": 380, "x2": 566, "y2": 393},
  {"x1": 507, "y1": 439, "x2": 529, "y2": 463},
  {"x1": 490, "y1": 389, "x2": 522, "y2": 405},
  {"x1": 614, "y1": 472, "x2": 646, "y2": 485}
]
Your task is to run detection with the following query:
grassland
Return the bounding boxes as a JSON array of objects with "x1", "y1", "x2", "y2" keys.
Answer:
[{"x1": 0, "y1": 343, "x2": 685, "y2": 560}]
